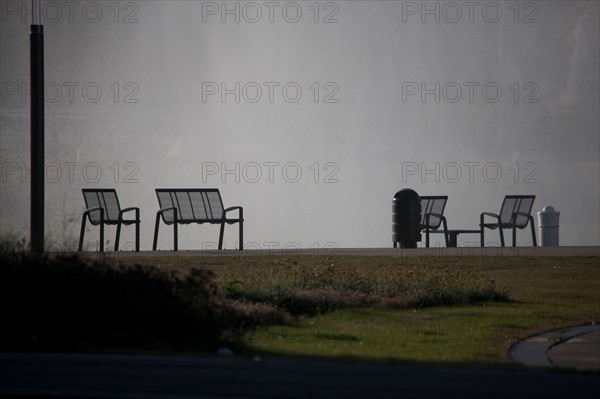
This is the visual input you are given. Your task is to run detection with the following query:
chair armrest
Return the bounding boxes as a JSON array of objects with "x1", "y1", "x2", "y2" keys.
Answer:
[
  {"x1": 423, "y1": 212, "x2": 446, "y2": 229},
  {"x1": 83, "y1": 207, "x2": 104, "y2": 223},
  {"x1": 121, "y1": 207, "x2": 139, "y2": 213},
  {"x1": 514, "y1": 212, "x2": 533, "y2": 218},
  {"x1": 83, "y1": 207, "x2": 102, "y2": 215},
  {"x1": 512, "y1": 211, "x2": 534, "y2": 226},
  {"x1": 427, "y1": 212, "x2": 446, "y2": 220},
  {"x1": 481, "y1": 212, "x2": 499, "y2": 218},
  {"x1": 480, "y1": 212, "x2": 501, "y2": 226}
]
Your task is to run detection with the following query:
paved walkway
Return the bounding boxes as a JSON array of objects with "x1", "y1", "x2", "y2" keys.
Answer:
[
  {"x1": 509, "y1": 324, "x2": 600, "y2": 371},
  {"x1": 548, "y1": 329, "x2": 600, "y2": 370}
]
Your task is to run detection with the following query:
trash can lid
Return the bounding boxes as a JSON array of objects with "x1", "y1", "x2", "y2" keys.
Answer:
[
  {"x1": 394, "y1": 188, "x2": 420, "y2": 200},
  {"x1": 542, "y1": 205, "x2": 556, "y2": 213}
]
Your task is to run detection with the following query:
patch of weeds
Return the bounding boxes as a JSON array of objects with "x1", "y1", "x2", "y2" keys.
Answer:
[{"x1": 219, "y1": 263, "x2": 510, "y2": 316}]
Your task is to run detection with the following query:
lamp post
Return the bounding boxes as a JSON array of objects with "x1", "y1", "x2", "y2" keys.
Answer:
[{"x1": 30, "y1": 0, "x2": 44, "y2": 252}]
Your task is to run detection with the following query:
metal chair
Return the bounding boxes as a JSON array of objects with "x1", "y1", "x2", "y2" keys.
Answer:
[
  {"x1": 420, "y1": 196, "x2": 449, "y2": 247},
  {"x1": 78, "y1": 189, "x2": 140, "y2": 252},
  {"x1": 480, "y1": 195, "x2": 536, "y2": 247}
]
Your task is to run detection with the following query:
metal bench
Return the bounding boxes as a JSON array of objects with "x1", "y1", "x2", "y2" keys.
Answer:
[
  {"x1": 78, "y1": 188, "x2": 140, "y2": 252},
  {"x1": 480, "y1": 195, "x2": 537, "y2": 247},
  {"x1": 153, "y1": 188, "x2": 243, "y2": 251}
]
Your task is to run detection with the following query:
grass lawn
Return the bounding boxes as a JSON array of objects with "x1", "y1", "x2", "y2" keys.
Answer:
[{"x1": 116, "y1": 253, "x2": 599, "y2": 365}]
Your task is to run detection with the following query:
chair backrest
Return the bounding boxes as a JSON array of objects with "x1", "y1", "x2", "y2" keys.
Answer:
[
  {"x1": 82, "y1": 189, "x2": 122, "y2": 223},
  {"x1": 155, "y1": 189, "x2": 225, "y2": 223},
  {"x1": 420, "y1": 196, "x2": 448, "y2": 229},
  {"x1": 499, "y1": 195, "x2": 536, "y2": 228}
]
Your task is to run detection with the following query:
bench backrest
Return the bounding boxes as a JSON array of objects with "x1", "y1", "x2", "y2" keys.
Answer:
[
  {"x1": 156, "y1": 188, "x2": 225, "y2": 223},
  {"x1": 420, "y1": 196, "x2": 448, "y2": 229},
  {"x1": 82, "y1": 189, "x2": 122, "y2": 223},
  {"x1": 499, "y1": 195, "x2": 536, "y2": 228}
]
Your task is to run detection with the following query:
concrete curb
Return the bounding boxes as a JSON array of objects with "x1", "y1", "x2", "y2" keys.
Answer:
[{"x1": 508, "y1": 324, "x2": 600, "y2": 369}]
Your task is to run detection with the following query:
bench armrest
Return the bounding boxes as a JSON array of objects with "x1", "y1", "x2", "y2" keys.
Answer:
[
  {"x1": 157, "y1": 206, "x2": 178, "y2": 223},
  {"x1": 224, "y1": 206, "x2": 243, "y2": 220},
  {"x1": 120, "y1": 207, "x2": 140, "y2": 222},
  {"x1": 157, "y1": 206, "x2": 177, "y2": 214}
]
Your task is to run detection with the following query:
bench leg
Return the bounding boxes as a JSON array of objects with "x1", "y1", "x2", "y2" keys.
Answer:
[
  {"x1": 173, "y1": 222, "x2": 178, "y2": 252},
  {"x1": 78, "y1": 216, "x2": 86, "y2": 251},
  {"x1": 99, "y1": 221, "x2": 104, "y2": 252},
  {"x1": 153, "y1": 213, "x2": 164, "y2": 251},
  {"x1": 115, "y1": 223, "x2": 121, "y2": 251},
  {"x1": 218, "y1": 223, "x2": 225, "y2": 250}
]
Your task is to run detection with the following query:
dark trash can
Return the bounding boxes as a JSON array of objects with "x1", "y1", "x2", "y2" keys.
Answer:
[{"x1": 392, "y1": 188, "x2": 422, "y2": 248}]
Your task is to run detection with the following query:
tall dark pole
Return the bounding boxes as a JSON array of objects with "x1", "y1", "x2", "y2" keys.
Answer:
[{"x1": 30, "y1": 0, "x2": 44, "y2": 253}]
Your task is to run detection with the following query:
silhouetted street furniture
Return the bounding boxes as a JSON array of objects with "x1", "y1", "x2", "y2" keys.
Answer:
[
  {"x1": 445, "y1": 229, "x2": 481, "y2": 247},
  {"x1": 420, "y1": 196, "x2": 449, "y2": 247},
  {"x1": 480, "y1": 195, "x2": 537, "y2": 247},
  {"x1": 78, "y1": 189, "x2": 140, "y2": 252},
  {"x1": 153, "y1": 188, "x2": 243, "y2": 251},
  {"x1": 392, "y1": 189, "x2": 422, "y2": 248}
]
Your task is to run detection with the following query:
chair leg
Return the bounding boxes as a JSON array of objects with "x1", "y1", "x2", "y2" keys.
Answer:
[
  {"x1": 480, "y1": 226, "x2": 485, "y2": 247},
  {"x1": 135, "y1": 209, "x2": 140, "y2": 252},
  {"x1": 115, "y1": 223, "x2": 122, "y2": 251},
  {"x1": 442, "y1": 219, "x2": 449, "y2": 247},
  {"x1": 78, "y1": 216, "x2": 86, "y2": 251},
  {"x1": 135, "y1": 222, "x2": 140, "y2": 252},
  {"x1": 153, "y1": 213, "x2": 160, "y2": 251},
  {"x1": 512, "y1": 226, "x2": 517, "y2": 247},
  {"x1": 480, "y1": 214, "x2": 485, "y2": 247},
  {"x1": 425, "y1": 227, "x2": 430, "y2": 248},
  {"x1": 530, "y1": 217, "x2": 537, "y2": 247},
  {"x1": 218, "y1": 223, "x2": 225, "y2": 250},
  {"x1": 239, "y1": 220, "x2": 243, "y2": 251},
  {"x1": 499, "y1": 228, "x2": 505, "y2": 247}
]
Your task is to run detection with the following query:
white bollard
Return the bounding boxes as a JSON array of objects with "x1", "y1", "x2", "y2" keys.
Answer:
[{"x1": 537, "y1": 206, "x2": 560, "y2": 247}]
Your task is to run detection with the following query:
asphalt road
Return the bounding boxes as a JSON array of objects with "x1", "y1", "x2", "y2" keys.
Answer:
[{"x1": 1, "y1": 353, "x2": 599, "y2": 399}]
